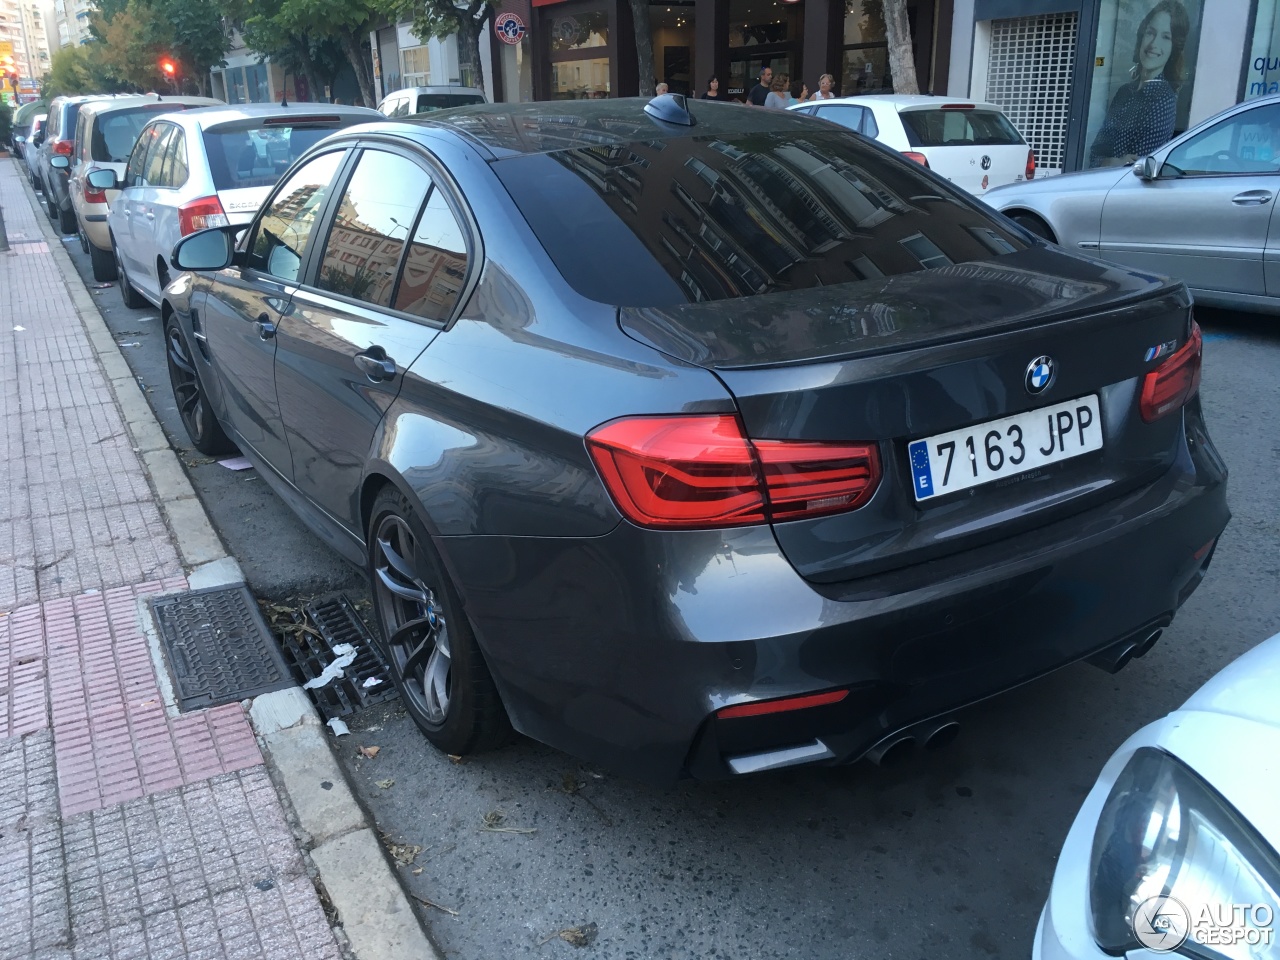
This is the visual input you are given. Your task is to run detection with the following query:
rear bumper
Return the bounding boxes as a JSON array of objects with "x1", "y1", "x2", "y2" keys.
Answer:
[{"x1": 443, "y1": 406, "x2": 1228, "y2": 782}]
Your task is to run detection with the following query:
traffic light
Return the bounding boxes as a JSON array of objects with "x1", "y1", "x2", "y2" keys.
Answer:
[{"x1": 159, "y1": 57, "x2": 176, "y2": 78}]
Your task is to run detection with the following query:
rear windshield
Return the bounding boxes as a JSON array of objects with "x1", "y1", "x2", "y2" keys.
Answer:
[
  {"x1": 414, "y1": 94, "x2": 485, "y2": 113},
  {"x1": 202, "y1": 120, "x2": 352, "y2": 190},
  {"x1": 900, "y1": 108, "x2": 1025, "y2": 148},
  {"x1": 494, "y1": 130, "x2": 1029, "y2": 306},
  {"x1": 93, "y1": 106, "x2": 182, "y2": 162}
]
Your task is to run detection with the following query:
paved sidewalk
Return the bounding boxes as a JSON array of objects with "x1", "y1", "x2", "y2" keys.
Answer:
[{"x1": 1, "y1": 160, "x2": 346, "y2": 958}]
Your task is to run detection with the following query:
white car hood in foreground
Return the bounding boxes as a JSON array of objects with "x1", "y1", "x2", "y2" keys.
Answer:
[{"x1": 1179, "y1": 630, "x2": 1280, "y2": 729}]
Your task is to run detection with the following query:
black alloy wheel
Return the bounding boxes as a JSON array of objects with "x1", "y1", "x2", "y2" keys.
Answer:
[
  {"x1": 367, "y1": 488, "x2": 510, "y2": 756},
  {"x1": 165, "y1": 317, "x2": 234, "y2": 455}
]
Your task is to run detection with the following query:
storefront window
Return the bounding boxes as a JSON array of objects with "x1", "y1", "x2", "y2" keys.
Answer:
[
  {"x1": 651, "y1": 2, "x2": 695, "y2": 95},
  {"x1": 1247, "y1": 0, "x2": 1280, "y2": 97},
  {"x1": 727, "y1": 0, "x2": 802, "y2": 100},
  {"x1": 841, "y1": 2, "x2": 896, "y2": 96},
  {"x1": 547, "y1": 8, "x2": 611, "y2": 99},
  {"x1": 247, "y1": 63, "x2": 270, "y2": 103},
  {"x1": 1083, "y1": 0, "x2": 1205, "y2": 168},
  {"x1": 551, "y1": 59, "x2": 611, "y2": 98},
  {"x1": 402, "y1": 46, "x2": 430, "y2": 88},
  {"x1": 500, "y1": 36, "x2": 533, "y2": 103},
  {"x1": 550, "y1": 10, "x2": 608, "y2": 53},
  {"x1": 228, "y1": 67, "x2": 248, "y2": 105}
]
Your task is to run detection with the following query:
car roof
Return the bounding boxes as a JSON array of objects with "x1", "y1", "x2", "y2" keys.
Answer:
[
  {"x1": 77, "y1": 95, "x2": 223, "y2": 118},
  {"x1": 164, "y1": 102, "x2": 383, "y2": 130},
  {"x1": 388, "y1": 97, "x2": 832, "y2": 160},
  {"x1": 388, "y1": 86, "x2": 486, "y2": 97},
  {"x1": 831, "y1": 95, "x2": 1005, "y2": 113}
]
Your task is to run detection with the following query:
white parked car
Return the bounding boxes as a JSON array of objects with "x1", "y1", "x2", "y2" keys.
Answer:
[
  {"x1": 1034, "y1": 629, "x2": 1280, "y2": 960},
  {"x1": 376, "y1": 85, "x2": 487, "y2": 117},
  {"x1": 789, "y1": 95, "x2": 1035, "y2": 195},
  {"x1": 92, "y1": 102, "x2": 381, "y2": 308}
]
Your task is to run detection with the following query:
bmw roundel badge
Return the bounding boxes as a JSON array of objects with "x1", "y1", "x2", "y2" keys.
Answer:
[{"x1": 1025, "y1": 356, "x2": 1055, "y2": 395}]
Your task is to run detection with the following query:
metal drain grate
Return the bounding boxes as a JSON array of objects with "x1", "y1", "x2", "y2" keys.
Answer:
[
  {"x1": 150, "y1": 586, "x2": 295, "y2": 712},
  {"x1": 274, "y1": 596, "x2": 398, "y2": 721}
]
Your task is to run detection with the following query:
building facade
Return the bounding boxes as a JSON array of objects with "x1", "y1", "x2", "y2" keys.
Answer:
[
  {"x1": 949, "y1": 0, "x2": 1278, "y2": 174},
  {"x1": 52, "y1": 0, "x2": 92, "y2": 47},
  {"x1": 370, "y1": 21, "x2": 497, "y2": 103},
  {"x1": 211, "y1": 28, "x2": 287, "y2": 105},
  {"x1": 0, "y1": 0, "x2": 51, "y2": 100}
]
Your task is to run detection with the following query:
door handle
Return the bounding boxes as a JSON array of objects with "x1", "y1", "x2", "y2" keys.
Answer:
[
  {"x1": 144, "y1": 210, "x2": 155, "y2": 219},
  {"x1": 354, "y1": 350, "x2": 397, "y2": 382},
  {"x1": 254, "y1": 315, "x2": 276, "y2": 340},
  {"x1": 1232, "y1": 190, "x2": 1273, "y2": 205}
]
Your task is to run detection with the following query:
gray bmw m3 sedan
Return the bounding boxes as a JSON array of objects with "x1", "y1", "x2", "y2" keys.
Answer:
[{"x1": 160, "y1": 96, "x2": 1229, "y2": 781}]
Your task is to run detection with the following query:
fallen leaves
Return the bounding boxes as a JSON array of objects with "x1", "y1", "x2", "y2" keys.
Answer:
[
  {"x1": 384, "y1": 839, "x2": 421, "y2": 865},
  {"x1": 539, "y1": 922, "x2": 599, "y2": 948},
  {"x1": 374, "y1": 778, "x2": 395, "y2": 790},
  {"x1": 359, "y1": 745, "x2": 380, "y2": 759},
  {"x1": 480, "y1": 809, "x2": 537, "y2": 835}
]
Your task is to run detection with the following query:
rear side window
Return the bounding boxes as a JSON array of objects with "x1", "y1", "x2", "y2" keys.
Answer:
[
  {"x1": 315, "y1": 150, "x2": 431, "y2": 308},
  {"x1": 414, "y1": 94, "x2": 484, "y2": 113},
  {"x1": 495, "y1": 129, "x2": 1028, "y2": 306},
  {"x1": 145, "y1": 124, "x2": 176, "y2": 185},
  {"x1": 203, "y1": 119, "x2": 353, "y2": 190},
  {"x1": 125, "y1": 124, "x2": 158, "y2": 186},
  {"x1": 394, "y1": 187, "x2": 469, "y2": 320},
  {"x1": 899, "y1": 109, "x2": 1024, "y2": 147},
  {"x1": 158, "y1": 128, "x2": 189, "y2": 188},
  {"x1": 815, "y1": 105, "x2": 867, "y2": 134},
  {"x1": 92, "y1": 108, "x2": 173, "y2": 163}
]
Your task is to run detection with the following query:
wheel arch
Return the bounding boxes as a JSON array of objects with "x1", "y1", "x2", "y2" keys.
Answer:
[{"x1": 1001, "y1": 206, "x2": 1059, "y2": 243}]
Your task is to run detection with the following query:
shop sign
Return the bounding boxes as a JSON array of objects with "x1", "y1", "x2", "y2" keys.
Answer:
[{"x1": 496, "y1": 12, "x2": 527, "y2": 44}]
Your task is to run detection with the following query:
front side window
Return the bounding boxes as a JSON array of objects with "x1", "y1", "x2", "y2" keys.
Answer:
[
  {"x1": 249, "y1": 150, "x2": 346, "y2": 282},
  {"x1": 1162, "y1": 104, "x2": 1280, "y2": 176},
  {"x1": 315, "y1": 150, "x2": 432, "y2": 308}
]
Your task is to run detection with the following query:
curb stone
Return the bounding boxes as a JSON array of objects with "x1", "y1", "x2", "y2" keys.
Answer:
[{"x1": 16, "y1": 162, "x2": 440, "y2": 960}]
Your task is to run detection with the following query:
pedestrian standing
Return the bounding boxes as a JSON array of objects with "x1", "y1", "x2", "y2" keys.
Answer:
[
  {"x1": 810, "y1": 73, "x2": 836, "y2": 101},
  {"x1": 764, "y1": 74, "x2": 794, "y2": 109},
  {"x1": 655, "y1": 82, "x2": 669, "y2": 95},
  {"x1": 702, "y1": 76, "x2": 724, "y2": 100},
  {"x1": 747, "y1": 66, "x2": 773, "y2": 106}
]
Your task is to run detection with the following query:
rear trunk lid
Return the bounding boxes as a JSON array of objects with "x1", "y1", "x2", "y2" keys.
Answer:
[
  {"x1": 621, "y1": 247, "x2": 1192, "y2": 583},
  {"x1": 900, "y1": 105, "x2": 1031, "y2": 194},
  {"x1": 215, "y1": 186, "x2": 273, "y2": 224},
  {"x1": 922, "y1": 143, "x2": 1030, "y2": 194}
]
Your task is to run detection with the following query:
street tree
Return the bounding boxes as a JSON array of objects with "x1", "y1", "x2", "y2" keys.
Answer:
[
  {"x1": 271, "y1": 0, "x2": 383, "y2": 107},
  {"x1": 390, "y1": 0, "x2": 496, "y2": 94},
  {"x1": 219, "y1": 0, "x2": 346, "y2": 102},
  {"x1": 89, "y1": 0, "x2": 229, "y2": 94},
  {"x1": 880, "y1": 0, "x2": 918, "y2": 94},
  {"x1": 628, "y1": 0, "x2": 655, "y2": 96}
]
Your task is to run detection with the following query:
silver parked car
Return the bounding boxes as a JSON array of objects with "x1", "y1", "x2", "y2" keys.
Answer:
[
  {"x1": 376, "y1": 85, "x2": 487, "y2": 117},
  {"x1": 92, "y1": 102, "x2": 381, "y2": 308},
  {"x1": 986, "y1": 94, "x2": 1280, "y2": 314}
]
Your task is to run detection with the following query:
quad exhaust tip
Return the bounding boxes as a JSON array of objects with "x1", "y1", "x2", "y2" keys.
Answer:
[
  {"x1": 1087, "y1": 628, "x2": 1163, "y2": 674},
  {"x1": 865, "y1": 716, "x2": 962, "y2": 766}
]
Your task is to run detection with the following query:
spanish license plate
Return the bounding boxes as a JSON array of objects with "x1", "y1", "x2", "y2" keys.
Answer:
[{"x1": 908, "y1": 395, "x2": 1102, "y2": 502}]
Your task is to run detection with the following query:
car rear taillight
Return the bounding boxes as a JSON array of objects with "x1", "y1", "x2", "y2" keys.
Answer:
[
  {"x1": 52, "y1": 139, "x2": 73, "y2": 156},
  {"x1": 903, "y1": 151, "x2": 930, "y2": 168},
  {"x1": 718, "y1": 689, "x2": 849, "y2": 720},
  {"x1": 1140, "y1": 321, "x2": 1202, "y2": 423},
  {"x1": 940, "y1": 103, "x2": 976, "y2": 110},
  {"x1": 1026, "y1": 150, "x2": 1036, "y2": 180},
  {"x1": 585, "y1": 415, "x2": 882, "y2": 529},
  {"x1": 83, "y1": 167, "x2": 107, "y2": 204},
  {"x1": 178, "y1": 196, "x2": 230, "y2": 236}
]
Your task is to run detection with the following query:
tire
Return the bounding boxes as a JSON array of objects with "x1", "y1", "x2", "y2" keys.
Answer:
[
  {"x1": 367, "y1": 487, "x2": 511, "y2": 756},
  {"x1": 164, "y1": 316, "x2": 235, "y2": 456},
  {"x1": 46, "y1": 191, "x2": 58, "y2": 222},
  {"x1": 79, "y1": 227, "x2": 90, "y2": 254},
  {"x1": 58, "y1": 205, "x2": 76, "y2": 235},
  {"x1": 114, "y1": 240, "x2": 148, "y2": 309},
  {"x1": 89, "y1": 241, "x2": 118, "y2": 282},
  {"x1": 1011, "y1": 213, "x2": 1056, "y2": 243}
]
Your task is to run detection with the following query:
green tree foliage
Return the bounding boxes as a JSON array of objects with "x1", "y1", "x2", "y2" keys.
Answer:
[
  {"x1": 90, "y1": 0, "x2": 229, "y2": 95},
  {"x1": 42, "y1": 43, "x2": 131, "y2": 99}
]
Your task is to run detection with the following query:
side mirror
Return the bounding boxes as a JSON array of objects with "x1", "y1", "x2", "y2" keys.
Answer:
[
  {"x1": 86, "y1": 168, "x2": 120, "y2": 191},
  {"x1": 171, "y1": 226, "x2": 236, "y2": 272},
  {"x1": 50, "y1": 155, "x2": 70, "y2": 170},
  {"x1": 14, "y1": 135, "x2": 25, "y2": 144},
  {"x1": 1133, "y1": 156, "x2": 1159, "y2": 180}
]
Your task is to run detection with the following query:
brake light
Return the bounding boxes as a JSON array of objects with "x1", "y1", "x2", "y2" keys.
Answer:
[
  {"x1": 1140, "y1": 321, "x2": 1202, "y2": 423},
  {"x1": 83, "y1": 167, "x2": 107, "y2": 204},
  {"x1": 903, "y1": 151, "x2": 930, "y2": 168},
  {"x1": 1026, "y1": 149, "x2": 1036, "y2": 180},
  {"x1": 178, "y1": 196, "x2": 230, "y2": 236},
  {"x1": 585, "y1": 415, "x2": 882, "y2": 529},
  {"x1": 718, "y1": 689, "x2": 849, "y2": 720},
  {"x1": 52, "y1": 139, "x2": 73, "y2": 156},
  {"x1": 940, "y1": 103, "x2": 976, "y2": 110}
]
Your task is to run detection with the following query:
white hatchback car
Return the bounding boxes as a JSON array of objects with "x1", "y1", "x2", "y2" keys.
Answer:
[
  {"x1": 92, "y1": 102, "x2": 381, "y2": 308},
  {"x1": 790, "y1": 95, "x2": 1035, "y2": 195},
  {"x1": 1034, "y1": 629, "x2": 1280, "y2": 960}
]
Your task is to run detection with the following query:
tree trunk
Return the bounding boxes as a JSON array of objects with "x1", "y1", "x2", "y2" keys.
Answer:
[
  {"x1": 882, "y1": 0, "x2": 918, "y2": 95},
  {"x1": 455, "y1": 8, "x2": 484, "y2": 91},
  {"x1": 628, "y1": 0, "x2": 655, "y2": 96},
  {"x1": 340, "y1": 33, "x2": 376, "y2": 107}
]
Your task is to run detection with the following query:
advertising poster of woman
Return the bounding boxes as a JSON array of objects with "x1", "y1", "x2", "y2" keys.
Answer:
[{"x1": 1085, "y1": 0, "x2": 1205, "y2": 167}]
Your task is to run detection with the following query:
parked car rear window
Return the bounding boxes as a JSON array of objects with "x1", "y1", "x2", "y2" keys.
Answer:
[
  {"x1": 899, "y1": 109, "x2": 1025, "y2": 148},
  {"x1": 92, "y1": 107, "x2": 181, "y2": 163},
  {"x1": 202, "y1": 121, "x2": 349, "y2": 190},
  {"x1": 414, "y1": 94, "x2": 485, "y2": 113},
  {"x1": 494, "y1": 130, "x2": 1029, "y2": 306}
]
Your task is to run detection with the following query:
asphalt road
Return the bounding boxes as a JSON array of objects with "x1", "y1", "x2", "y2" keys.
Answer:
[{"x1": 45, "y1": 176, "x2": 1280, "y2": 959}]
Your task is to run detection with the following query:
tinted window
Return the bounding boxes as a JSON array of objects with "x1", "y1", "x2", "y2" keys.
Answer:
[
  {"x1": 203, "y1": 119, "x2": 355, "y2": 190},
  {"x1": 863, "y1": 111, "x2": 879, "y2": 138},
  {"x1": 92, "y1": 107, "x2": 171, "y2": 163},
  {"x1": 249, "y1": 150, "x2": 345, "y2": 282},
  {"x1": 900, "y1": 109, "x2": 1024, "y2": 147},
  {"x1": 495, "y1": 130, "x2": 1028, "y2": 306},
  {"x1": 1162, "y1": 105, "x2": 1280, "y2": 176},
  {"x1": 414, "y1": 94, "x2": 485, "y2": 113},
  {"x1": 145, "y1": 124, "x2": 176, "y2": 185},
  {"x1": 815, "y1": 105, "x2": 866, "y2": 134},
  {"x1": 316, "y1": 151, "x2": 431, "y2": 308},
  {"x1": 394, "y1": 187, "x2": 469, "y2": 320}
]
